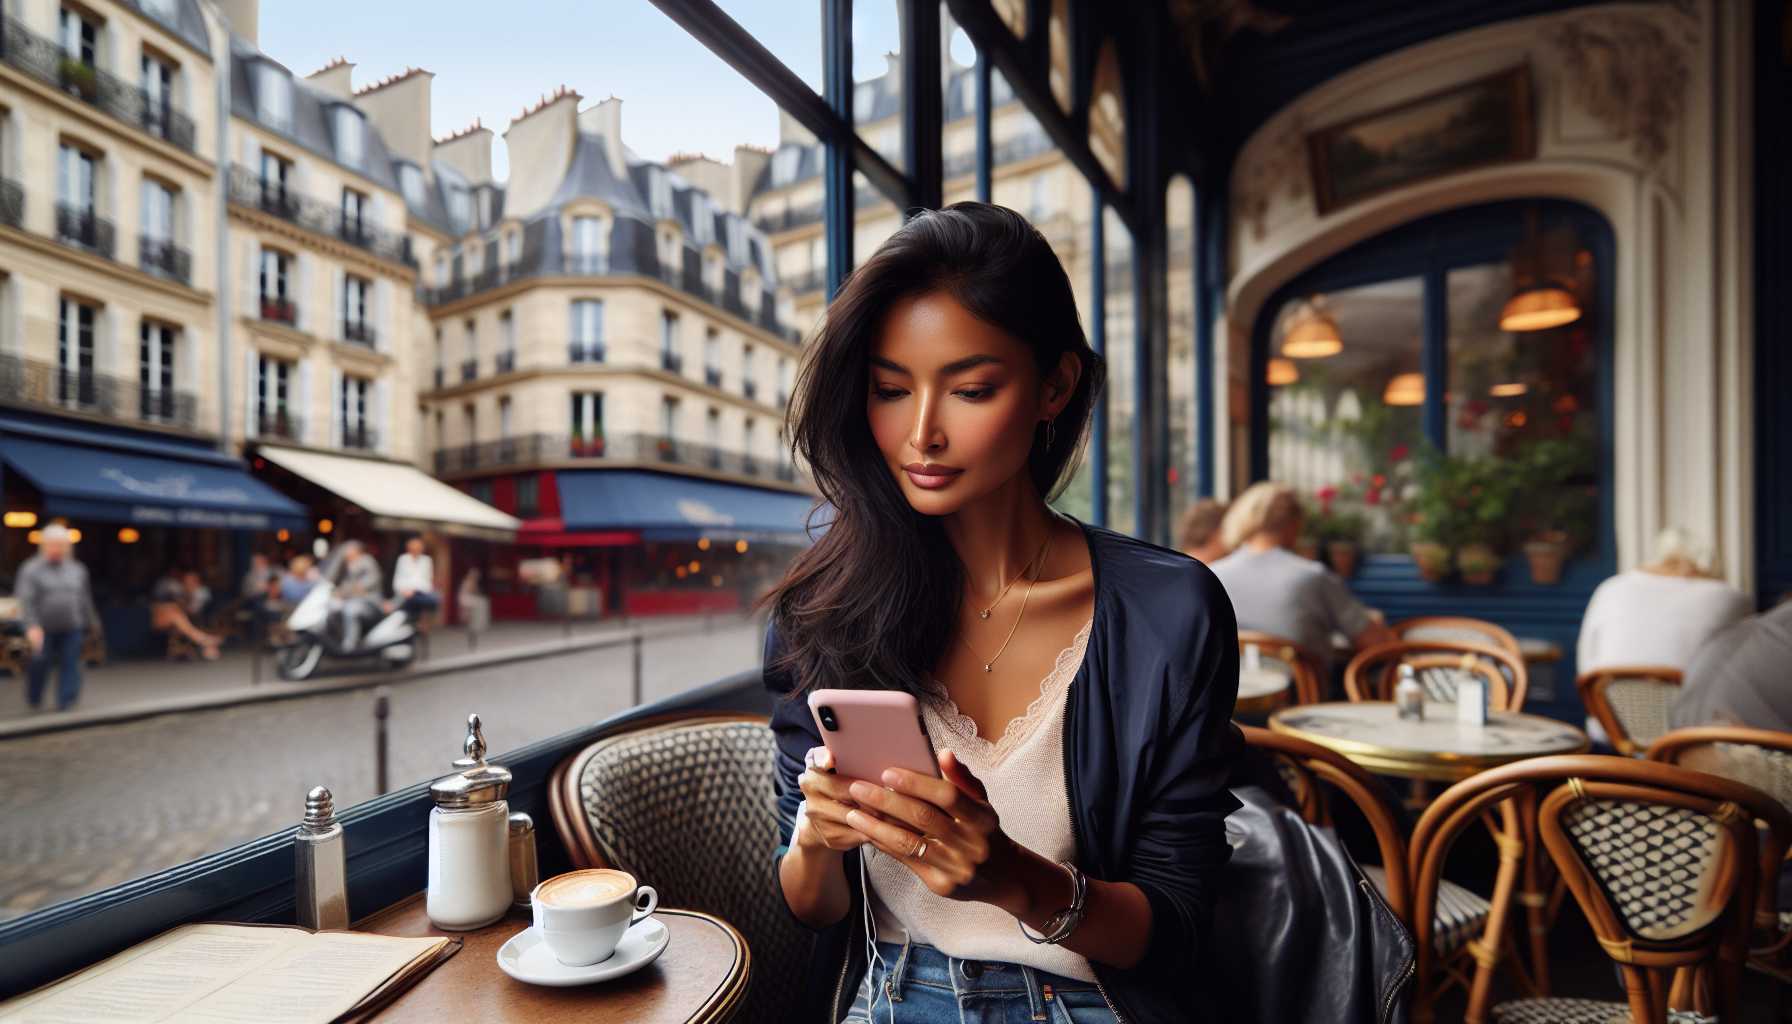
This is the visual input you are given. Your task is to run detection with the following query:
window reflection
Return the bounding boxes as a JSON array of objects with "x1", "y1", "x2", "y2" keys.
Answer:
[
  {"x1": 1166, "y1": 176, "x2": 1196, "y2": 530},
  {"x1": 1103, "y1": 206, "x2": 1136, "y2": 535},
  {"x1": 853, "y1": 0, "x2": 905, "y2": 170},
  {"x1": 1089, "y1": 43, "x2": 1125, "y2": 188},
  {"x1": 1049, "y1": 0, "x2": 1073, "y2": 113}
]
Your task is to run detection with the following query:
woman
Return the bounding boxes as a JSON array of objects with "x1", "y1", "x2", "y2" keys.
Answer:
[
  {"x1": 150, "y1": 569, "x2": 221, "y2": 661},
  {"x1": 762, "y1": 203, "x2": 1241, "y2": 1024},
  {"x1": 1176, "y1": 498, "x2": 1229, "y2": 565}
]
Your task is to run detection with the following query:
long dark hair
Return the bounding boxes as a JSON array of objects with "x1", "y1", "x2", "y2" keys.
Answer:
[{"x1": 761, "y1": 202, "x2": 1104, "y2": 697}]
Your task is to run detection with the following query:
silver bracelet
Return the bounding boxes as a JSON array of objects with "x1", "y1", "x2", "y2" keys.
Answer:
[{"x1": 1019, "y1": 860, "x2": 1088, "y2": 945}]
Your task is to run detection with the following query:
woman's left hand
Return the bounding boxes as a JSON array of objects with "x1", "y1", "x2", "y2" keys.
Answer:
[{"x1": 844, "y1": 750, "x2": 1026, "y2": 913}]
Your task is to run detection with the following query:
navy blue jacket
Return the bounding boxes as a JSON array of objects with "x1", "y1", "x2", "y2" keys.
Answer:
[{"x1": 766, "y1": 519, "x2": 1243, "y2": 1023}]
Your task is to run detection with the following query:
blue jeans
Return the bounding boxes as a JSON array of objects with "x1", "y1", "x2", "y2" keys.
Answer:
[
  {"x1": 842, "y1": 940, "x2": 1117, "y2": 1024},
  {"x1": 27, "y1": 628, "x2": 84, "y2": 710}
]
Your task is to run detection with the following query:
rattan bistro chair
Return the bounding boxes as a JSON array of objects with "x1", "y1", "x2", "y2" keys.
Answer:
[
  {"x1": 1238, "y1": 630, "x2": 1325, "y2": 706},
  {"x1": 1578, "y1": 667, "x2": 1684, "y2": 756},
  {"x1": 1410, "y1": 755, "x2": 1792, "y2": 1024},
  {"x1": 1394, "y1": 617, "x2": 1523, "y2": 660},
  {"x1": 549, "y1": 712, "x2": 809, "y2": 1023},
  {"x1": 1345, "y1": 640, "x2": 1528, "y2": 712}
]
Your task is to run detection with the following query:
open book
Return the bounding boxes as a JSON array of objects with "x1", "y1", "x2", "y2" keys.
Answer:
[{"x1": 0, "y1": 922, "x2": 459, "y2": 1023}]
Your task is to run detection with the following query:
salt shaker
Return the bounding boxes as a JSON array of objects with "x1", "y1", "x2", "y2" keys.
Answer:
[
  {"x1": 508, "y1": 812, "x2": 539, "y2": 911},
  {"x1": 426, "y1": 713, "x2": 514, "y2": 931},
  {"x1": 294, "y1": 786, "x2": 348, "y2": 930},
  {"x1": 1394, "y1": 664, "x2": 1425, "y2": 721}
]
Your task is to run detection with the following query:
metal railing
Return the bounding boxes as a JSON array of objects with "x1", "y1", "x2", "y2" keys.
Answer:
[
  {"x1": 743, "y1": 379, "x2": 758, "y2": 401},
  {"x1": 753, "y1": 199, "x2": 824, "y2": 234},
  {"x1": 704, "y1": 365, "x2": 722, "y2": 387},
  {"x1": 256, "y1": 410, "x2": 304, "y2": 442},
  {"x1": 0, "y1": 179, "x2": 21, "y2": 229},
  {"x1": 661, "y1": 351, "x2": 684, "y2": 374},
  {"x1": 55, "y1": 204, "x2": 114, "y2": 258},
  {"x1": 342, "y1": 321, "x2": 377, "y2": 348},
  {"x1": 0, "y1": 353, "x2": 199, "y2": 430},
  {"x1": 139, "y1": 236, "x2": 190, "y2": 284},
  {"x1": 226, "y1": 165, "x2": 415, "y2": 268},
  {"x1": 259, "y1": 296, "x2": 296, "y2": 326},
  {"x1": 432, "y1": 430, "x2": 807, "y2": 484},
  {"x1": 782, "y1": 266, "x2": 826, "y2": 295},
  {"x1": 0, "y1": 17, "x2": 196, "y2": 152},
  {"x1": 565, "y1": 253, "x2": 610, "y2": 275},
  {"x1": 494, "y1": 350, "x2": 515, "y2": 374},
  {"x1": 432, "y1": 366, "x2": 445, "y2": 390},
  {"x1": 569, "y1": 341, "x2": 605, "y2": 364},
  {"x1": 460, "y1": 358, "x2": 478, "y2": 383},
  {"x1": 340, "y1": 424, "x2": 378, "y2": 451}
]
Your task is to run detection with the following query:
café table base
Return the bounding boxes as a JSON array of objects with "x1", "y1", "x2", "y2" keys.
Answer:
[{"x1": 354, "y1": 894, "x2": 749, "y2": 1023}]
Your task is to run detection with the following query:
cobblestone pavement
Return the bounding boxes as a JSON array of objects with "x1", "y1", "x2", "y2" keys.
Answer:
[{"x1": 0, "y1": 620, "x2": 762, "y2": 922}]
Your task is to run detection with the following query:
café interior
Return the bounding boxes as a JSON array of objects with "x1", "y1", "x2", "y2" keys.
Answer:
[{"x1": 4, "y1": 1, "x2": 1791, "y2": 1022}]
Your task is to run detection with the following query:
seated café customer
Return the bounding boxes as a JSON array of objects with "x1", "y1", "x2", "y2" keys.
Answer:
[
  {"x1": 1208, "y1": 481, "x2": 1395, "y2": 674},
  {"x1": 278, "y1": 555, "x2": 317, "y2": 606},
  {"x1": 150, "y1": 569, "x2": 221, "y2": 660},
  {"x1": 1669, "y1": 595, "x2": 1792, "y2": 733},
  {"x1": 1577, "y1": 526, "x2": 1751, "y2": 672},
  {"x1": 391, "y1": 535, "x2": 440, "y2": 618},
  {"x1": 1177, "y1": 498, "x2": 1230, "y2": 564},
  {"x1": 762, "y1": 205, "x2": 1240, "y2": 1024}
]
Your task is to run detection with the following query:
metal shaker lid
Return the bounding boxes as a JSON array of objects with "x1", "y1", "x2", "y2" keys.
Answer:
[{"x1": 429, "y1": 713, "x2": 512, "y2": 808}]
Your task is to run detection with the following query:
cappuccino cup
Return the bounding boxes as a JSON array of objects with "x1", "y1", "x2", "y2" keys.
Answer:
[{"x1": 530, "y1": 869, "x2": 659, "y2": 967}]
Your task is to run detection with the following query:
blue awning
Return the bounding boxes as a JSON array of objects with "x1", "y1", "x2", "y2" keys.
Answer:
[
  {"x1": 556, "y1": 470, "x2": 823, "y2": 543},
  {"x1": 0, "y1": 435, "x2": 308, "y2": 530}
]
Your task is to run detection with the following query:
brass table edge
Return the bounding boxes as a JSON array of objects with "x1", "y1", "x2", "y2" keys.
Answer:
[{"x1": 1267, "y1": 706, "x2": 1590, "y2": 781}]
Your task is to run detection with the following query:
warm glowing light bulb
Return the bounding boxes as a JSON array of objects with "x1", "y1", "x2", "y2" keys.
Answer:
[
  {"x1": 697, "y1": 537, "x2": 711, "y2": 550},
  {"x1": 735, "y1": 539, "x2": 748, "y2": 553},
  {"x1": 3, "y1": 510, "x2": 37, "y2": 529},
  {"x1": 1383, "y1": 373, "x2": 1425, "y2": 406},
  {"x1": 118, "y1": 527, "x2": 141, "y2": 543}
]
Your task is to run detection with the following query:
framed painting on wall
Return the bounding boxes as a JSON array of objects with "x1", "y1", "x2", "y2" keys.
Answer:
[{"x1": 1308, "y1": 66, "x2": 1535, "y2": 215}]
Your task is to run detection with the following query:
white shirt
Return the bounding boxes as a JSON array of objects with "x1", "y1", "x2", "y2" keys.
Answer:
[
  {"x1": 1576, "y1": 570, "x2": 1751, "y2": 674},
  {"x1": 393, "y1": 552, "x2": 435, "y2": 596}
]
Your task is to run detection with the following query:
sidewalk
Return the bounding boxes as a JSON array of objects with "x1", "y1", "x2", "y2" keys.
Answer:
[{"x1": 0, "y1": 614, "x2": 756, "y2": 737}]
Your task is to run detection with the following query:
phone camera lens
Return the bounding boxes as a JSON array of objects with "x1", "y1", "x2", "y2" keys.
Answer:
[{"x1": 818, "y1": 706, "x2": 838, "y2": 731}]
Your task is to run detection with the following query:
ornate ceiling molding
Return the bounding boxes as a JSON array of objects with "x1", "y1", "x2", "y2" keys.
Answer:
[
  {"x1": 1233, "y1": 116, "x2": 1308, "y2": 240},
  {"x1": 1552, "y1": 10, "x2": 1697, "y2": 169}
]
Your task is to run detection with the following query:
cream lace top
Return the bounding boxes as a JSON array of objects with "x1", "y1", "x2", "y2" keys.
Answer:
[{"x1": 866, "y1": 617, "x2": 1096, "y2": 981}]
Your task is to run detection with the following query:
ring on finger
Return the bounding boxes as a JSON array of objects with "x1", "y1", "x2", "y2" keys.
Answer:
[{"x1": 913, "y1": 835, "x2": 941, "y2": 862}]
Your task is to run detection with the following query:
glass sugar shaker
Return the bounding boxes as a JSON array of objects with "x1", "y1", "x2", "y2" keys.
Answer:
[
  {"x1": 1394, "y1": 663, "x2": 1426, "y2": 721},
  {"x1": 426, "y1": 713, "x2": 514, "y2": 931}
]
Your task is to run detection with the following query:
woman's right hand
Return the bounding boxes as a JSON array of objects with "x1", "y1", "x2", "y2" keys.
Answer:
[{"x1": 794, "y1": 746, "x2": 874, "y2": 854}]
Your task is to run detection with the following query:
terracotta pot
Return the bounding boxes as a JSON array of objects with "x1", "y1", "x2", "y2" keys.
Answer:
[
  {"x1": 1456, "y1": 543, "x2": 1500, "y2": 586},
  {"x1": 1410, "y1": 542, "x2": 1452, "y2": 582},
  {"x1": 1294, "y1": 538, "x2": 1321, "y2": 561},
  {"x1": 1327, "y1": 540, "x2": 1360, "y2": 579},
  {"x1": 1524, "y1": 538, "x2": 1569, "y2": 585}
]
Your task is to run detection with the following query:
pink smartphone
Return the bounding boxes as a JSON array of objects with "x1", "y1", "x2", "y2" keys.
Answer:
[{"x1": 807, "y1": 689, "x2": 942, "y2": 782}]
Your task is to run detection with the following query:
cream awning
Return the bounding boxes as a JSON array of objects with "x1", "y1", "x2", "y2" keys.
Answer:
[{"x1": 256, "y1": 446, "x2": 520, "y2": 540}]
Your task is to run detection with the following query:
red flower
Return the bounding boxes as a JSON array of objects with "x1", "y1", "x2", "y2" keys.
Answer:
[
  {"x1": 1317, "y1": 485, "x2": 1338, "y2": 501},
  {"x1": 1390, "y1": 444, "x2": 1409, "y2": 462},
  {"x1": 1364, "y1": 488, "x2": 1382, "y2": 506},
  {"x1": 1371, "y1": 473, "x2": 1387, "y2": 489}
]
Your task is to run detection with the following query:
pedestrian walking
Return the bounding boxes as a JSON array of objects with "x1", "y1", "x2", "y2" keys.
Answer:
[{"x1": 16, "y1": 524, "x2": 96, "y2": 711}]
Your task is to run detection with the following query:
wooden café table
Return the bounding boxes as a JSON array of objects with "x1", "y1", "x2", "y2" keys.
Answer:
[
  {"x1": 1234, "y1": 666, "x2": 1292, "y2": 716},
  {"x1": 356, "y1": 894, "x2": 749, "y2": 1023},
  {"x1": 1267, "y1": 702, "x2": 1588, "y2": 1006}
]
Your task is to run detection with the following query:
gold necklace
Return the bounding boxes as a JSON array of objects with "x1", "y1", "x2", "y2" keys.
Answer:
[
  {"x1": 961, "y1": 526, "x2": 1056, "y2": 672},
  {"x1": 974, "y1": 526, "x2": 1055, "y2": 620}
]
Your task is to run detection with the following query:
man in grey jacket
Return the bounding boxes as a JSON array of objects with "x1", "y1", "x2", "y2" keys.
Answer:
[{"x1": 16, "y1": 524, "x2": 94, "y2": 711}]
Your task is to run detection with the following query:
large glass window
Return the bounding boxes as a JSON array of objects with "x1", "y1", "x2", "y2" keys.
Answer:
[
  {"x1": 139, "y1": 320, "x2": 176, "y2": 421},
  {"x1": 1166, "y1": 175, "x2": 1197, "y2": 530},
  {"x1": 1259, "y1": 201, "x2": 1605, "y2": 558},
  {"x1": 1102, "y1": 206, "x2": 1136, "y2": 535},
  {"x1": 571, "y1": 299, "x2": 604, "y2": 362}
]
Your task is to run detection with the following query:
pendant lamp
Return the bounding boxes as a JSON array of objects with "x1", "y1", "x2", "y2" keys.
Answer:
[
  {"x1": 1383, "y1": 372, "x2": 1424, "y2": 406},
  {"x1": 1281, "y1": 297, "x2": 1342, "y2": 358},
  {"x1": 1266, "y1": 357, "x2": 1299, "y2": 386},
  {"x1": 1500, "y1": 208, "x2": 1582, "y2": 332}
]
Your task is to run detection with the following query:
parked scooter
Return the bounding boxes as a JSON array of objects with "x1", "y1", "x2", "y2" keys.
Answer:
[{"x1": 276, "y1": 541, "x2": 418, "y2": 681}]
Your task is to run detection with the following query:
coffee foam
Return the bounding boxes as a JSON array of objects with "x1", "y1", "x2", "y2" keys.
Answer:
[{"x1": 539, "y1": 870, "x2": 633, "y2": 907}]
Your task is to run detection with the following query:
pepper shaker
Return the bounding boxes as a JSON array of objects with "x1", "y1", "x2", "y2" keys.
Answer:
[
  {"x1": 508, "y1": 812, "x2": 539, "y2": 911},
  {"x1": 295, "y1": 786, "x2": 348, "y2": 930},
  {"x1": 426, "y1": 713, "x2": 514, "y2": 931}
]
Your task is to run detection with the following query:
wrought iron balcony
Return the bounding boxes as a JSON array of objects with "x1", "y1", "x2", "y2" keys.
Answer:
[
  {"x1": 565, "y1": 252, "x2": 610, "y2": 275},
  {"x1": 226, "y1": 165, "x2": 415, "y2": 268},
  {"x1": 0, "y1": 179, "x2": 21, "y2": 229},
  {"x1": 0, "y1": 18, "x2": 196, "y2": 152},
  {"x1": 259, "y1": 296, "x2": 296, "y2": 326},
  {"x1": 342, "y1": 320, "x2": 377, "y2": 348},
  {"x1": 704, "y1": 366, "x2": 722, "y2": 387},
  {"x1": 743, "y1": 379, "x2": 759, "y2": 401},
  {"x1": 139, "y1": 236, "x2": 190, "y2": 284},
  {"x1": 340, "y1": 423, "x2": 378, "y2": 451},
  {"x1": 782, "y1": 266, "x2": 827, "y2": 295},
  {"x1": 752, "y1": 200, "x2": 823, "y2": 234},
  {"x1": 55, "y1": 204, "x2": 114, "y2": 258},
  {"x1": 460, "y1": 358, "x2": 478, "y2": 383},
  {"x1": 661, "y1": 351, "x2": 684, "y2": 374},
  {"x1": 0, "y1": 354, "x2": 200, "y2": 431},
  {"x1": 430, "y1": 430, "x2": 800, "y2": 483},
  {"x1": 433, "y1": 366, "x2": 445, "y2": 390},
  {"x1": 494, "y1": 350, "x2": 516, "y2": 374},
  {"x1": 256, "y1": 410, "x2": 303, "y2": 442},
  {"x1": 569, "y1": 340, "x2": 605, "y2": 364}
]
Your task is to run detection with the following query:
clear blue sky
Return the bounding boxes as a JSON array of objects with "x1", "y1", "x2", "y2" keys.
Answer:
[{"x1": 257, "y1": 1, "x2": 944, "y2": 179}]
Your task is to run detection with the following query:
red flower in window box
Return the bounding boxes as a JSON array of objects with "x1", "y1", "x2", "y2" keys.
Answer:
[{"x1": 1390, "y1": 444, "x2": 1409, "y2": 463}]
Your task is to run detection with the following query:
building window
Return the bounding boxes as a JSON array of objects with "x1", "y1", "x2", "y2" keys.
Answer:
[
  {"x1": 58, "y1": 8, "x2": 98, "y2": 66},
  {"x1": 397, "y1": 163, "x2": 425, "y2": 210},
  {"x1": 770, "y1": 146, "x2": 802, "y2": 187},
  {"x1": 343, "y1": 274, "x2": 372, "y2": 345},
  {"x1": 570, "y1": 391, "x2": 603, "y2": 455},
  {"x1": 433, "y1": 326, "x2": 444, "y2": 388},
  {"x1": 57, "y1": 297, "x2": 97, "y2": 409},
  {"x1": 433, "y1": 253, "x2": 448, "y2": 287},
  {"x1": 57, "y1": 142, "x2": 95, "y2": 213},
  {"x1": 328, "y1": 106, "x2": 363, "y2": 167},
  {"x1": 258, "y1": 248, "x2": 293, "y2": 323},
  {"x1": 504, "y1": 229, "x2": 523, "y2": 266},
  {"x1": 702, "y1": 251, "x2": 723, "y2": 298},
  {"x1": 660, "y1": 395, "x2": 680, "y2": 445},
  {"x1": 703, "y1": 327, "x2": 720, "y2": 386},
  {"x1": 690, "y1": 193, "x2": 713, "y2": 248},
  {"x1": 256, "y1": 354, "x2": 293, "y2": 437},
  {"x1": 515, "y1": 475, "x2": 540, "y2": 516},
  {"x1": 657, "y1": 226, "x2": 682, "y2": 282},
  {"x1": 139, "y1": 179, "x2": 181, "y2": 281},
  {"x1": 341, "y1": 188, "x2": 367, "y2": 241},
  {"x1": 570, "y1": 300, "x2": 604, "y2": 362},
  {"x1": 255, "y1": 63, "x2": 293, "y2": 130},
  {"x1": 463, "y1": 404, "x2": 476, "y2": 446},
  {"x1": 445, "y1": 183, "x2": 471, "y2": 230},
  {"x1": 140, "y1": 52, "x2": 175, "y2": 140},
  {"x1": 497, "y1": 311, "x2": 515, "y2": 372},
  {"x1": 462, "y1": 319, "x2": 477, "y2": 381},
  {"x1": 570, "y1": 216, "x2": 606, "y2": 272},
  {"x1": 498, "y1": 396, "x2": 513, "y2": 440},
  {"x1": 259, "y1": 150, "x2": 291, "y2": 210},
  {"x1": 705, "y1": 406, "x2": 721, "y2": 467},
  {"x1": 660, "y1": 311, "x2": 681, "y2": 373},
  {"x1": 648, "y1": 168, "x2": 673, "y2": 220},
  {"x1": 139, "y1": 321, "x2": 177, "y2": 422},
  {"x1": 341, "y1": 375, "x2": 371, "y2": 449},
  {"x1": 724, "y1": 216, "x2": 747, "y2": 267}
]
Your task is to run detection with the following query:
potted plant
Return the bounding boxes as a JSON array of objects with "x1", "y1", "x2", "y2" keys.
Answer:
[
  {"x1": 570, "y1": 427, "x2": 586, "y2": 457},
  {"x1": 58, "y1": 57, "x2": 98, "y2": 99},
  {"x1": 1456, "y1": 543, "x2": 1501, "y2": 585},
  {"x1": 1445, "y1": 454, "x2": 1516, "y2": 585},
  {"x1": 1308, "y1": 485, "x2": 1367, "y2": 577},
  {"x1": 1513, "y1": 435, "x2": 1597, "y2": 584}
]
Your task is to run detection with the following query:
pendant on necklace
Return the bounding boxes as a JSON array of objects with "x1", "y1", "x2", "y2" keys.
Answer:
[
  {"x1": 978, "y1": 609, "x2": 990, "y2": 620},
  {"x1": 983, "y1": 663, "x2": 992, "y2": 672}
]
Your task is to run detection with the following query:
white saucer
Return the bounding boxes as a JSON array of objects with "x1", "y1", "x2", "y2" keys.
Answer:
[{"x1": 496, "y1": 917, "x2": 670, "y2": 987}]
